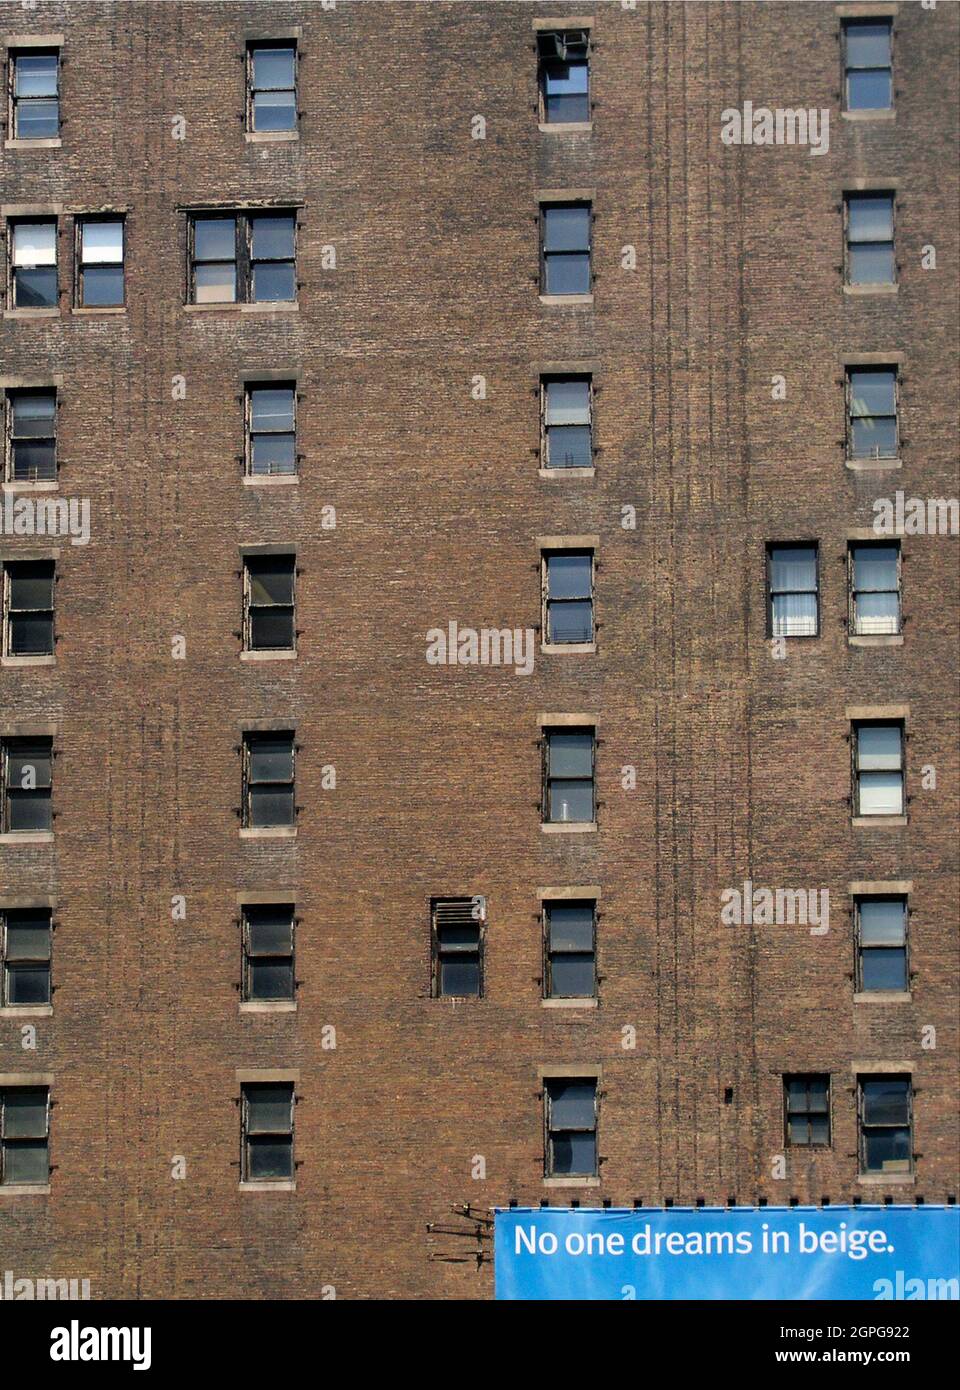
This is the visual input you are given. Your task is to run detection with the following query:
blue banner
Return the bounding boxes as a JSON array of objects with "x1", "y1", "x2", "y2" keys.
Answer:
[{"x1": 495, "y1": 1206, "x2": 960, "y2": 1301}]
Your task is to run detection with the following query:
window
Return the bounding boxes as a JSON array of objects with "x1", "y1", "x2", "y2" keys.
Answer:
[
  {"x1": 1, "y1": 909, "x2": 52, "y2": 1007},
  {"x1": 0, "y1": 1086, "x2": 49, "y2": 1185},
  {"x1": 544, "y1": 1077, "x2": 597, "y2": 1177},
  {"x1": 767, "y1": 545, "x2": 819, "y2": 638},
  {"x1": 1, "y1": 737, "x2": 52, "y2": 833},
  {"x1": 243, "y1": 554, "x2": 295, "y2": 651},
  {"x1": 247, "y1": 42, "x2": 297, "y2": 132},
  {"x1": 5, "y1": 389, "x2": 56, "y2": 483},
  {"x1": 3, "y1": 560, "x2": 54, "y2": 656},
  {"x1": 242, "y1": 732, "x2": 295, "y2": 829},
  {"x1": 543, "y1": 728, "x2": 595, "y2": 824},
  {"x1": 431, "y1": 897, "x2": 483, "y2": 998},
  {"x1": 9, "y1": 219, "x2": 57, "y2": 309},
  {"x1": 544, "y1": 901, "x2": 595, "y2": 999},
  {"x1": 858, "y1": 1075, "x2": 911, "y2": 1175},
  {"x1": 544, "y1": 551, "x2": 593, "y2": 644},
  {"x1": 847, "y1": 367, "x2": 898, "y2": 460},
  {"x1": 850, "y1": 543, "x2": 901, "y2": 635},
  {"x1": 844, "y1": 19, "x2": 893, "y2": 112},
  {"x1": 245, "y1": 384, "x2": 296, "y2": 476},
  {"x1": 537, "y1": 29, "x2": 589, "y2": 124},
  {"x1": 853, "y1": 721, "x2": 904, "y2": 817},
  {"x1": 241, "y1": 1082, "x2": 294, "y2": 1182},
  {"x1": 784, "y1": 1075, "x2": 830, "y2": 1147},
  {"x1": 541, "y1": 204, "x2": 591, "y2": 296},
  {"x1": 856, "y1": 897, "x2": 908, "y2": 992},
  {"x1": 542, "y1": 377, "x2": 592, "y2": 469},
  {"x1": 189, "y1": 212, "x2": 296, "y2": 304},
  {"x1": 845, "y1": 194, "x2": 895, "y2": 286},
  {"x1": 242, "y1": 905, "x2": 294, "y2": 1002},
  {"x1": 76, "y1": 219, "x2": 124, "y2": 307},
  {"x1": 10, "y1": 48, "x2": 59, "y2": 140}
]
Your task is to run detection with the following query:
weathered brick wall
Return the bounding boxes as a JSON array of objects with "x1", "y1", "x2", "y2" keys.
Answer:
[{"x1": 0, "y1": 0, "x2": 956, "y2": 1300}]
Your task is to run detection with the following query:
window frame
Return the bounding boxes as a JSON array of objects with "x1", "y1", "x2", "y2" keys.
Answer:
[
  {"x1": 543, "y1": 899, "x2": 596, "y2": 1000},
  {"x1": 782, "y1": 1073, "x2": 831, "y2": 1149},
  {"x1": 846, "y1": 365, "x2": 899, "y2": 462},
  {"x1": 246, "y1": 40, "x2": 298, "y2": 134},
  {"x1": 852, "y1": 719, "x2": 905, "y2": 818},
  {"x1": 0, "y1": 735, "x2": 53, "y2": 834},
  {"x1": 540, "y1": 202, "x2": 593, "y2": 297},
  {"x1": 242, "y1": 552, "x2": 296, "y2": 652},
  {"x1": 542, "y1": 726, "x2": 596, "y2": 825},
  {"x1": 241, "y1": 904, "x2": 295, "y2": 1004},
  {"x1": 2, "y1": 558, "x2": 55, "y2": 657},
  {"x1": 844, "y1": 191, "x2": 896, "y2": 287},
  {"x1": 543, "y1": 1075, "x2": 598, "y2": 1178},
  {"x1": 537, "y1": 28, "x2": 591, "y2": 126},
  {"x1": 848, "y1": 540, "x2": 902, "y2": 637},
  {"x1": 7, "y1": 216, "x2": 58, "y2": 311},
  {"x1": 240, "y1": 1081, "x2": 295, "y2": 1183},
  {"x1": 542, "y1": 549, "x2": 594, "y2": 646},
  {"x1": 8, "y1": 46, "x2": 60, "y2": 142},
  {"x1": 187, "y1": 210, "x2": 298, "y2": 307},
  {"x1": 241, "y1": 731, "x2": 296, "y2": 830},
  {"x1": 857, "y1": 1074, "x2": 912, "y2": 1176},
  {"x1": 430, "y1": 897, "x2": 484, "y2": 999},
  {"x1": 843, "y1": 18, "x2": 894, "y2": 114},
  {"x1": 855, "y1": 896, "x2": 909, "y2": 994},
  {"x1": 4, "y1": 387, "x2": 58, "y2": 484},
  {"x1": 0, "y1": 1085, "x2": 50, "y2": 1186},
  {"x1": 244, "y1": 381, "x2": 297, "y2": 478},
  {"x1": 540, "y1": 375, "x2": 593, "y2": 470},
  {"x1": 74, "y1": 216, "x2": 125, "y2": 308},
  {"x1": 0, "y1": 907, "x2": 52, "y2": 1008},
  {"x1": 766, "y1": 542, "x2": 820, "y2": 639}
]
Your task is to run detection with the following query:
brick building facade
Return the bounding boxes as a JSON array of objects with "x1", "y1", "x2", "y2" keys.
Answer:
[{"x1": 0, "y1": 0, "x2": 956, "y2": 1300}]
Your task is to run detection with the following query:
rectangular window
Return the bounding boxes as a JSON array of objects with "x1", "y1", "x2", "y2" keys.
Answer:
[
  {"x1": 189, "y1": 212, "x2": 296, "y2": 305},
  {"x1": 858, "y1": 1075, "x2": 911, "y2": 1175},
  {"x1": 10, "y1": 48, "x2": 59, "y2": 140},
  {"x1": 4, "y1": 389, "x2": 56, "y2": 485},
  {"x1": 0, "y1": 909, "x2": 52, "y2": 1007},
  {"x1": 544, "y1": 1077, "x2": 597, "y2": 1177},
  {"x1": 1, "y1": 737, "x2": 52, "y2": 833},
  {"x1": 243, "y1": 554, "x2": 295, "y2": 651},
  {"x1": 543, "y1": 727, "x2": 595, "y2": 824},
  {"x1": 76, "y1": 219, "x2": 124, "y2": 307},
  {"x1": 542, "y1": 377, "x2": 592, "y2": 469},
  {"x1": 242, "y1": 732, "x2": 295, "y2": 829},
  {"x1": 543, "y1": 551, "x2": 593, "y2": 644},
  {"x1": 245, "y1": 384, "x2": 296, "y2": 476},
  {"x1": 9, "y1": 219, "x2": 57, "y2": 309},
  {"x1": 544, "y1": 900, "x2": 595, "y2": 999},
  {"x1": 431, "y1": 897, "x2": 483, "y2": 998},
  {"x1": 844, "y1": 19, "x2": 893, "y2": 112},
  {"x1": 856, "y1": 897, "x2": 908, "y2": 992},
  {"x1": 0, "y1": 1086, "x2": 49, "y2": 1185},
  {"x1": 537, "y1": 29, "x2": 590, "y2": 124},
  {"x1": 784, "y1": 1074, "x2": 830, "y2": 1147},
  {"x1": 248, "y1": 42, "x2": 297, "y2": 132},
  {"x1": 767, "y1": 544, "x2": 819, "y2": 638},
  {"x1": 241, "y1": 1081, "x2": 294, "y2": 1182},
  {"x1": 242, "y1": 905, "x2": 294, "y2": 1002},
  {"x1": 846, "y1": 193, "x2": 895, "y2": 286},
  {"x1": 853, "y1": 721, "x2": 904, "y2": 817},
  {"x1": 850, "y1": 542, "x2": 901, "y2": 635},
  {"x1": 541, "y1": 203, "x2": 591, "y2": 296},
  {"x1": 848, "y1": 367, "x2": 898, "y2": 460},
  {"x1": 3, "y1": 560, "x2": 55, "y2": 656}
]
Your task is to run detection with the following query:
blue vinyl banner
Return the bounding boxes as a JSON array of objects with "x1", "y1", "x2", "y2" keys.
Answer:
[{"x1": 495, "y1": 1206, "x2": 960, "y2": 1301}]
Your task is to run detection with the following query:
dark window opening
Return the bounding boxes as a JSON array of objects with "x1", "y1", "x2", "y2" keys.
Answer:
[
  {"x1": 5, "y1": 389, "x2": 57, "y2": 483},
  {"x1": 856, "y1": 897, "x2": 908, "y2": 992},
  {"x1": 9, "y1": 219, "x2": 57, "y2": 309},
  {"x1": 0, "y1": 1086, "x2": 49, "y2": 1185},
  {"x1": 248, "y1": 43, "x2": 297, "y2": 132},
  {"x1": 243, "y1": 554, "x2": 295, "y2": 650},
  {"x1": 542, "y1": 377, "x2": 592, "y2": 469},
  {"x1": 0, "y1": 909, "x2": 52, "y2": 1007},
  {"x1": 242, "y1": 731, "x2": 295, "y2": 828},
  {"x1": 848, "y1": 367, "x2": 898, "y2": 460},
  {"x1": 241, "y1": 1082, "x2": 294, "y2": 1181},
  {"x1": 859, "y1": 1075, "x2": 912, "y2": 1175},
  {"x1": 77, "y1": 218, "x2": 124, "y2": 307},
  {"x1": 537, "y1": 30, "x2": 590, "y2": 124},
  {"x1": 541, "y1": 203, "x2": 592, "y2": 296},
  {"x1": 544, "y1": 551, "x2": 593, "y2": 644},
  {"x1": 242, "y1": 905, "x2": 295, "y2": 1002},
  {"x1": 245, "y1": 384, "x2": 296, "y2": 476},
  {"x1": 845, "y1": 193, "x2": 895, "y2": 286},
  {"x1": 3, "y1": 559, "x2": 54, "y2": 656},
  {"x1": 784, "y1": 1074, "x2": 830, "y2": 1147},
  {"x1": 543, "y1": 727, "x2": 595, "y2": 824},
  {"x1": 11, "y1": 49, "x2": 59, "y2": 140},
  {"x1": 1, "y1": 737, "x2": 53, "y2": 833},
  {"x1": 544, "y1": 900, "x2": 596, "y2": 999},
  {"x1": 544, "y1": 1076, "x2": 597, "y2": 1177},
  {"x1": 431, "y1": 897, "x2": 483, "y2": 998}
]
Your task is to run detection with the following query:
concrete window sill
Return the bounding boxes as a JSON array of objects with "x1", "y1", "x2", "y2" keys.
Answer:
[
  {"x1": 239, "y1": 1180, "x2": 296, "y2": 1192},
  {"x1": 853, "y1": 991, "x2": 912, "y2": 1004},
  {"x1": 1, "y1": 655, "x2": 56, "y2": 667},
  {"x1": 5, "y1": 138, "x2": 62, "y2": 150},
  {"x1": 539, "y1": 467, "x2": 596, "y2": 480},
  {"x1": 242, "y1": 474, "x2": 299, "y2": 487},
  {"x1": 0, "y1": 831, "x2": 54, "y2": 845},
  {"x1": 538, "y1": 121, "x2": 593, "y2": 134},
  {"x1": 71, "y1": 306, "x2": 126, "y2": 316},
  {"x1": 842, "y1": 109, "x2": 896, "y2": 121},
  {"x1": 857, "y1": 1173, "x2": 914, "y2": 1185},
  {"x1": 239, "y1": 826, "x2": 297, "y2": 840},
  {"x1": 239, "y1": 1000, "x2": 297, "y2": 1014},
  {"x1": 852, "y1": 815, "x2": 907, "y2": 828},
  {"x1": 0, "y1": 1004, "x2": 52, "y2": 1017},
  {"x1": 3, "y1": 308, "x2": 59, "y2": 320},
  {"x1": 845, "y1": 456, "x2": 902, "y2": 472},
  {"x1": 843, "y1": 283, "x2": 898, "y2": 296},
  {"x1": 539, "y1": 293, "x2": 594, "y2": 307},
  {"x1": 240, "y1": 649, "x2": 297, "y2": 662},
  {"x1": 849, "y1": 634, "x2": 903, "y2": 647},
  {"x1": 541, "y1": 642, "x2": 596, "y2": 655},
  {"x1": 543, "y1": 1176, "x2": 600, "y2": 1188},
  {"x1": 541, "y1": 997, "x2": 598, "y2": 1010},
  {"x1": 183, "y1": 301, "x2": 299, "y2": 315},
  {"x1": 0, "y1": 1183, "x2": 50, "y2": 1196},
  {"x1": 541, "y1": 822, "x2": 597, "y2": 835},
  {"x1": 245, "y1": 131, "x2": 299, "y2": 144},
  {"x1": 2, "y1": 481, "x2": 58, "y2": 494}
]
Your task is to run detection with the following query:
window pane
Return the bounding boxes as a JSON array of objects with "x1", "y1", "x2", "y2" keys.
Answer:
[
  {"x1": 851, "y1": 416, "x2": 897, "y2": 458},
  {"x1": 550, "y1": 954, "x2": 595, "y2": 997},
  {"x1": 9, "y1": 615, "x2": 54, "y2": 655},
  {"x1": 858, "y1": 724, "x2": 901, "y2": 769},
  {"x1": 252, "y1": 263, "x2": 296, "y2": 302},
  {"x1": 545, "y1": 91, "x2": 590, "y2": 123},
  {"x1": 854, "y1": 590, "x2": 900, "y2": 634},
  {"x1": 863, "y1": 1128, "x2": 910, "y2": 1173},
  {"x1": 548, "y1": 553, "x2": 591, "y2": 600},
  {"x1": 788, "y1": 1116, "x2": 812, "y2": 1145},
  {"x1": 15, "y1": 269, "x2": 58, "y2": 308},
  {"x1": 246, "y1": 909, "x2": 293, "y2": 955},
  {"x1": 6, "y1": 791, "x2": 51, "y2": 832},
  {"x1": 248, "y1": 558, "x2": 295, "y2": 605},
  {"x1": 81, "y1": 222, "x2": 123, "y2": 263},
  {"x1": 848, "y1": 69, "x2": 892, "y2": 110},
  {"x1": 15, "y1": 54, "x2": 58, "y2": 97},
  {"x1": 771, "y1": 592, "x2": 817, "y2": 637},
  {"x1": 860, "y1": 899, "x2": 906, "y2": 945},
  {"x1": 245, "y1": 1085, "x2": 292, "y2": 1133},
  {"x1": 247, "y1": 737, "x2": 293, "y2": 781},
  {"x1": 437, "y1": 924, "x2": 480, "y2": 951},
  {"x1": 853, "y1": 546, "x2": 898, "y2": 592},
  {"x1": 850, "y1": 369, "x2": 896, "y2": 418},
  {"x1": 846, "y1": 21, "x2": 891, "y2": 68},
  {"x1": 249, "y1": 960, "x2": 294, "y2": 1000},
  {"x1": 3, "y1": 1141, "x2": 48, "y2": 1184},
  {"x1": 549, "y1": 599, "x2": 593, "y2": 643},
  {"x1": 862, "y1": 1078, "x2": 909, "y2": 1125},
  {"x1": 12, "y1": 440, "x2": 56, "y2": 481},
  {"x1": 549, "y1": 780, "x2": 593, "y2": 822},
  {"x1": 2, "y1": 1089, "x2": 47, "y2": 1137},
  {"x1": 253, "y1": 91, "x2": 296, "y2": 131},
  {"x1": 543, "y1": 206, "x2": 590, "y2": 252},
  {"x1": 249, "y1": 389, "x2": 295, "y2": 433},
  {"x1": 849, "y1": 243, "x2": 895, "y2": 285},
  {"x1": 12, "y1": 223, "x2": 56, "y2": 266},
  {"x1": 858, "y1": 771, "x2": 903, "y2": 816},
  {"x1": 6, "y1": 745, "x2": 51, "y2": 787},
  {"x1": 249, "y1": 609, "x2": 294, "y2": 649},
  {"x1": 5, "y1": 915, "x2": 52, "y2": 959},
  {"x1": 808, "y1": 1115, "x2": 829, "y2": 1145},
  {"x1": 769, "y1": 546, "x2": 817, "y2": 593},
  {"x1": 547, "y1": 731, "x2": 593, "y2": 778},
  {"x1": 848, "y1": 195, "x2": 893, "y2": 242},
  {"x1": 7, "y1": 965, "x2": 50, "y2": 1005},
  {"x1": 543, "y1": 60, "x2": 589, "y2": 97},
  {"x1": 545, "y1": 252, "x2": 590, "y2": 295},
  {"x1": 253, "y1": 47, "x2": 296, "y2": 90},
  {"x1": 546, "y1": 424, "x2": 592, "y2": 468},
  {"x1": 249, "y1": 787, "x2": 294, "y2": 827},
  {"x1": 547, "y1": 903, "x2": 594, "y2": 952},
  {"x1": 194, "y1": 263, "x2": 236, "y2": 303},
  {"x1": 15, "y1": 100, "x2": 59, "y2": 139},
  {"x1": 252, "y1": 216, "x2": 295, "y2": 261},
  {"x1": 194, "y1": 218, "x2": 235, "y2": 261},
  {"x1": 807, "y1": 1077, "x2": 829, "y2": 1112},
  {"x1": 785, "y1": 1079, "x2": 808, "y2": 1113},
  {"x1": 81, "y1": 267, "x2": 124, "y2": 307},
  {"x1": 551, "y1": 1131, "x2": 596, "y2": 1176},
  {"x1": 11, "y1": 393, "x2": 55, "y2": 434},
  {"x1": 548, "y1": 1080, "x2": 595, "y2": 1129},
  {"x1": 9, "y1": 567, "x2": 54, "y2": 609},
  {"x1": 247, "y1": 1137, "x2": 293, "y2": 1180},
  {"x1": 250, "y1": 434, "x2": 296, "y2": 474},
  {"x1": 439, "y1": 958, "x2": 480, "y2": 996},
  {"x1": 545, "y1": 379, "x2": 590, "y2": 425},
  {"x1": 862, "y1": 948, "x2": 908, "y2": 992}
]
